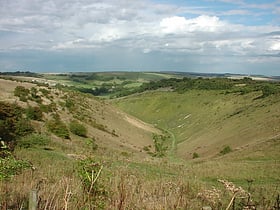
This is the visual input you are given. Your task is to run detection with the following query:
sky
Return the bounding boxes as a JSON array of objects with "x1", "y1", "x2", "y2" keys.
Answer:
[{"x1": 0, "y1": 0, "x2": 280, "y2": 76}]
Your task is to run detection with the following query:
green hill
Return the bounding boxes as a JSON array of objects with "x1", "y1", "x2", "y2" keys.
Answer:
[
  {"x1": 112, "y1": 81, "x2": 280, "y2": 208},
  {"x1": 113, "y1": 89, "x2": 280, "y2": 159}
]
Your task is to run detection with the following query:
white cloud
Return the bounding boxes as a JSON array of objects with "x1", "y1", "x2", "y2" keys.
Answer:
[
  {"x1": 91, "y1": 27, "x2": 124, "y2": 42},
  {"x1": 160, "y1": 16, "x2": 188, "y2": 33},
  {"x1": 269, "y1": 42, "x2": 280, "y2": 51},
  {"x1": 0, "y1": 0, "x2": 279, "y2": 74},
  {"x1": 160, "y1": 15, "x2": 225, "y2": 34}
]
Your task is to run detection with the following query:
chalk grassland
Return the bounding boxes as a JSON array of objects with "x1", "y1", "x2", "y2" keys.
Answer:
[
  {"x1": 113, "y1": 88, "x2": 280, "y2": 201},
  {"x1": 113, "y1": 90, "x2": 280, "y2": 158},
  {"x1": 0, "y1": 76, "x2": 279, "y2": 209},
  {"x1": 0, "y1": 78, "x2": 158, "y2": 152}
]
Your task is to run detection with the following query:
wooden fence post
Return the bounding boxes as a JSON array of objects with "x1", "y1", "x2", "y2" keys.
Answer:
[{"x1": 29, "y1": 190, "x2": 37, "y2": 210}]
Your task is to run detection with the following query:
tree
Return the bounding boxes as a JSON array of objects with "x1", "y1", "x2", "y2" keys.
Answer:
[{"x1": 0, "y1": 102, "x2": 33, "y2": 151}]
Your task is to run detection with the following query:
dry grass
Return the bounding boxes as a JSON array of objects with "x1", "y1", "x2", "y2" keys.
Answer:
[
  {"x1": 1, "y1": 145, "x2": 279, "y2": 209},
  {"x1": 1, "y1": 77, "x2": 280, "y2": 209}
]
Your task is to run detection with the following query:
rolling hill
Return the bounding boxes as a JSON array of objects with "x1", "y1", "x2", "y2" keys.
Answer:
[{"x1": 0, "y1": 74, "x2": 279, "y2": 209}]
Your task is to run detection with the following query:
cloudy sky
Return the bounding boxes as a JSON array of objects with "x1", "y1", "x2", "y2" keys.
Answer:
[{"x1": 0, "y1": 0, "x2": 280, "y2": 75}]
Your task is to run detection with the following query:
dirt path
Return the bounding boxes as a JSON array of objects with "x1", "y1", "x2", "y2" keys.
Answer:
[
  {"x1": 122, "y1": 112, "x2": 181, "y2": 160},
  {"x1": 124, "y1": 114, "x2": 161, "y2": 134}
]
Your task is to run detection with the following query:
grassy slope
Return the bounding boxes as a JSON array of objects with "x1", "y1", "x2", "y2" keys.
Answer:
[
  {"x1": 113, "y1": 90, "x2": 280, "y2": 159},
  {"x1": 0, "y1": 78, "x2": 157, "y2": 154},
  {"x1": 113, "y1": 89, "x2": 280, "y2": 205},
  {"x1": 1, "y1": 77, "x2": 280, "y2": 209}
]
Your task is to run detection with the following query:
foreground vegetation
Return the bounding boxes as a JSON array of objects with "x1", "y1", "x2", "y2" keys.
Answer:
[{"x1": 0, "y1": 72, "x2": 279, "y2": 209}]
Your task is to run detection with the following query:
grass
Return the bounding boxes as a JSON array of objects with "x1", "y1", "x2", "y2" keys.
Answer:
[
  {"x1": 42, "y1": 72, "x2": 182, "y2": 98},
  {"x1": 1, "y1": 76, "x2": 280, "y2": 209},
  {"x1": 112, "y1": 88, "x2": 280, "y2": 207},
  {"x1": 113, "y1": 90, "x2": 280, "y2": 158}
]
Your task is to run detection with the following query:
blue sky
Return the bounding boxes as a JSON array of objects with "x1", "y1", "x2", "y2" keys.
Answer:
[{"x1": 0, "y1": 0, "x2": 279, "y2": 76}]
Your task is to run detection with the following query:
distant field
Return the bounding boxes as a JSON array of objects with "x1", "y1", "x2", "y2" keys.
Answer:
[{"x1": 40, "y1": 71, "x2": 181, "y2": 97}]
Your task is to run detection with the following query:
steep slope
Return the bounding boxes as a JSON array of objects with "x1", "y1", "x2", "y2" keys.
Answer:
[
  {"x1": 113, "y1": 89, "x2": 280, "y2": 159},
  {"x1": 1, "y1": 77, "x2": 279, "y2": 209},
  {"x1": 0, "y1": 78, "x2": 158, "y2": 156}
]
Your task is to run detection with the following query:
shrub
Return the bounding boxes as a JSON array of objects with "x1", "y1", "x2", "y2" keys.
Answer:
[
  {"x1": 0, "y1": 102, "x2": 22, "y2": 142},
  {"x1": 192, "y1": 152, "x2": 199, "y2": 159},
  {"x1": 39, "y1": 88, "x2": 50, "y2": 96},
  {"x1": 39, "y1": 103, "x2": 56, "y2": 113},
  {"x1": 25, "y1": 106, "x2": 43, "y2": 121},
  {"x1": 14, "y1": 86, "x2": 29, "y2": 102},
  {"x1": 143, "y1": 145, "x2": 150, "y2": 152},
  {"x1": 260, "y1": 84, "x2": 280, "y2": 98},
  {"x1": 0, "y1": 155, "x2": 31, "y2": 180},
  {"x1": 65, "y1": 98, "x2": 75, "y2": 110},
  {"x1": 29, "y1": 87, "x2": 42, "y2": 103},
  {"x1": 220, "y1": 146, "x2": 232, "y2": 155},
  {"x1": 85, "y1": 138, "x2": 98, "y2": 150},
  {"x1": 77, "y1": 158, "x2": 107, "y2": 208},
  {"x1": 69, "y1": 120, "x2": 87, "y2": 137},
  {"x1": 152, "y1": 134, "x2": 168, "y2": 157},
  {"x1": 0, "y1": 102, "x2": 33, "y2": 150},
  {"x1": 19, "y1": 95, "x2": 28, "y2": 102},
  {"x1": 46, "y1": 115, "x2": 70, "y2": 139},
  {"x1": 15, "y1": 118, "x2": 34, "y2": 137},
  {"x1": 18, "y1": 133, "x2": 50, "y2": 148},
  {"x1": 30, "y1": 87, "x2": 38, "y2": 98}
]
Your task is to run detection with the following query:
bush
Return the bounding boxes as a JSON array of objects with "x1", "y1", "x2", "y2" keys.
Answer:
[
  {"x1": 15, "y1": 118, "x2": 34, "y2": 137},
  {"x1": 39, "y1": 88, "x2": 50, "y2": 96},
  {"x1": 152, "y1": 134, "x2": 168, "y2": 157},
  {"x1": 85, "y1": 138, "x2": 98, "y2": 151},
  {"x1": 0, "y1": 102, "x2": 22, "y2": 142},
  {"x1": 192, "y1": 152, "x2": 199, "y2": 159},
  {"x1": 143, "y1": 145, "x2": 151, "y2": 152},
  {"x1": 25, "y1": 106, "x2": 43, "y2": 121},
  {"x1": 40, "y1": 103, "x2": 56, "y2": 113},
  {"x1": 260, "y1": 84, "x2": 280, "y2": 98},
  {"x1": 0, "y1": 102, "x2": 33, "y2": 149},
  {"x1": 46, "y1": 115, "x2": 70, "y2": 139},
  {"x1": 29, "y1": 87, "x2": 42, "y2": 103},
  {"x1": 0, "y1": 155, "x2": 31, "y2": 180},
  {"x1": 14, "y1": 86, "x2": 29, "y2": 102},
  {"x1": 65, "y1": 98, "x2": 75, "y2": 110},
  {"x1": 77, "y1": 158, "x2": 107, "y2": 208},
  {"x1": 69, "y1": 121, "x2": 87, "y2": 137},
  {"x1": 18, "y1": 133, "x2": 50, "y2": 148},
  {"x1": 220, "y1": 145, "x2": 232, "y2": 155}
]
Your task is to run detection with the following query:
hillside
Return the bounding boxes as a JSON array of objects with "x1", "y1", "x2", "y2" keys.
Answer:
[
  {"x1": 0, "y1": 78, "x2": 167, "y2": 209},
  {"x1": 112, "y1": 78, "x2": 280, "y2": 208},
  {"x1": 1, "y1": 75, "x2": 280, "y2": 209},
  {"x1": 113, "y1": 89, "x2": 280, "y2": 159},
  {"x1": 0, "y1": 78, "x2": 158, "y2": 153}
]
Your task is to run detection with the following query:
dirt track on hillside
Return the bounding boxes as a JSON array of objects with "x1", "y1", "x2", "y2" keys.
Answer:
[{"x1": 124, "y1": 114, "x2": 161, "y2": 134}]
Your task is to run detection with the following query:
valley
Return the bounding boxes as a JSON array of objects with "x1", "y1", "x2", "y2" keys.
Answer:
[{"x1": 0, "y1": 72, "x2": 279, "y2": 209}]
